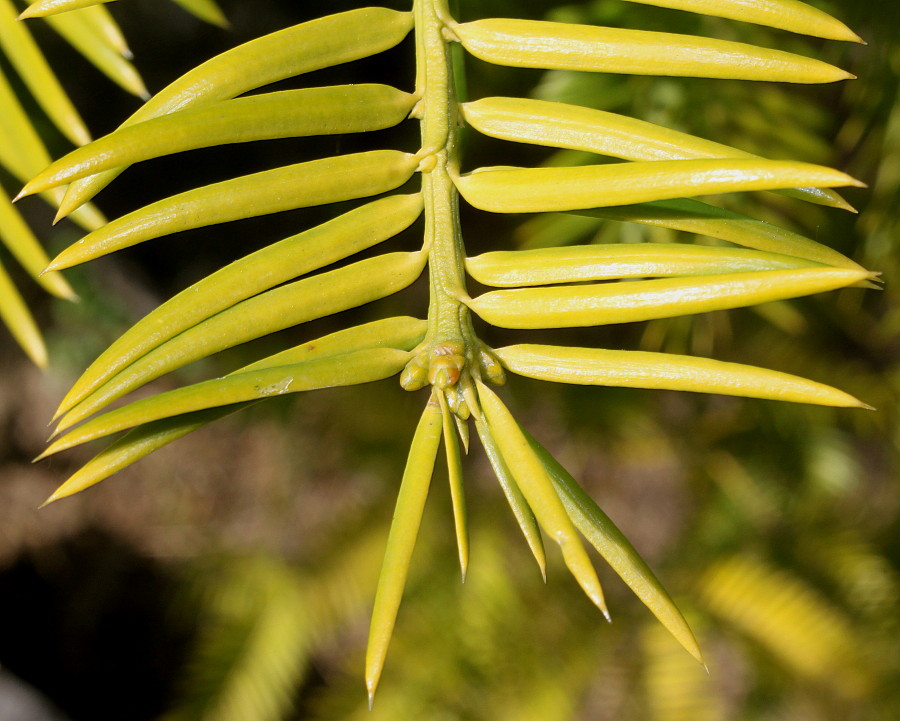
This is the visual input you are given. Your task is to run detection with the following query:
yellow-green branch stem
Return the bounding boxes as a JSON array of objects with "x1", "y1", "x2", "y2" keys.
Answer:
[{"x1": 415, "y1": 0, "x2": 472, "y2": 354}]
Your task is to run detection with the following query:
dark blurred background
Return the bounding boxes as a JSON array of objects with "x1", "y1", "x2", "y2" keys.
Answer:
[{"x1": 0, "y1": 1, "x2": 897, "y2": 719}]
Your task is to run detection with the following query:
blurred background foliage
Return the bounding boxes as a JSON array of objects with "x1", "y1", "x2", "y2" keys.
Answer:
[{"x1": 0, "y1": 0, "x2": 897, "y2": 720}]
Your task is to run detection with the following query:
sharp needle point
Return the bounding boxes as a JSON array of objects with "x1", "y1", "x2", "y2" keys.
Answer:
[{"x1": 38, "y1": 495, "x2": 57, "y2": 509}]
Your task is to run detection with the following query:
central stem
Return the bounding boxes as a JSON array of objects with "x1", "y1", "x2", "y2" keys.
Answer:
[
  {"x1": 403, "y1": 0, "x2": 502, "y2": 405},
  {"x1": 415, "y1": 0, "x2": 470, "y2": 352}
]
